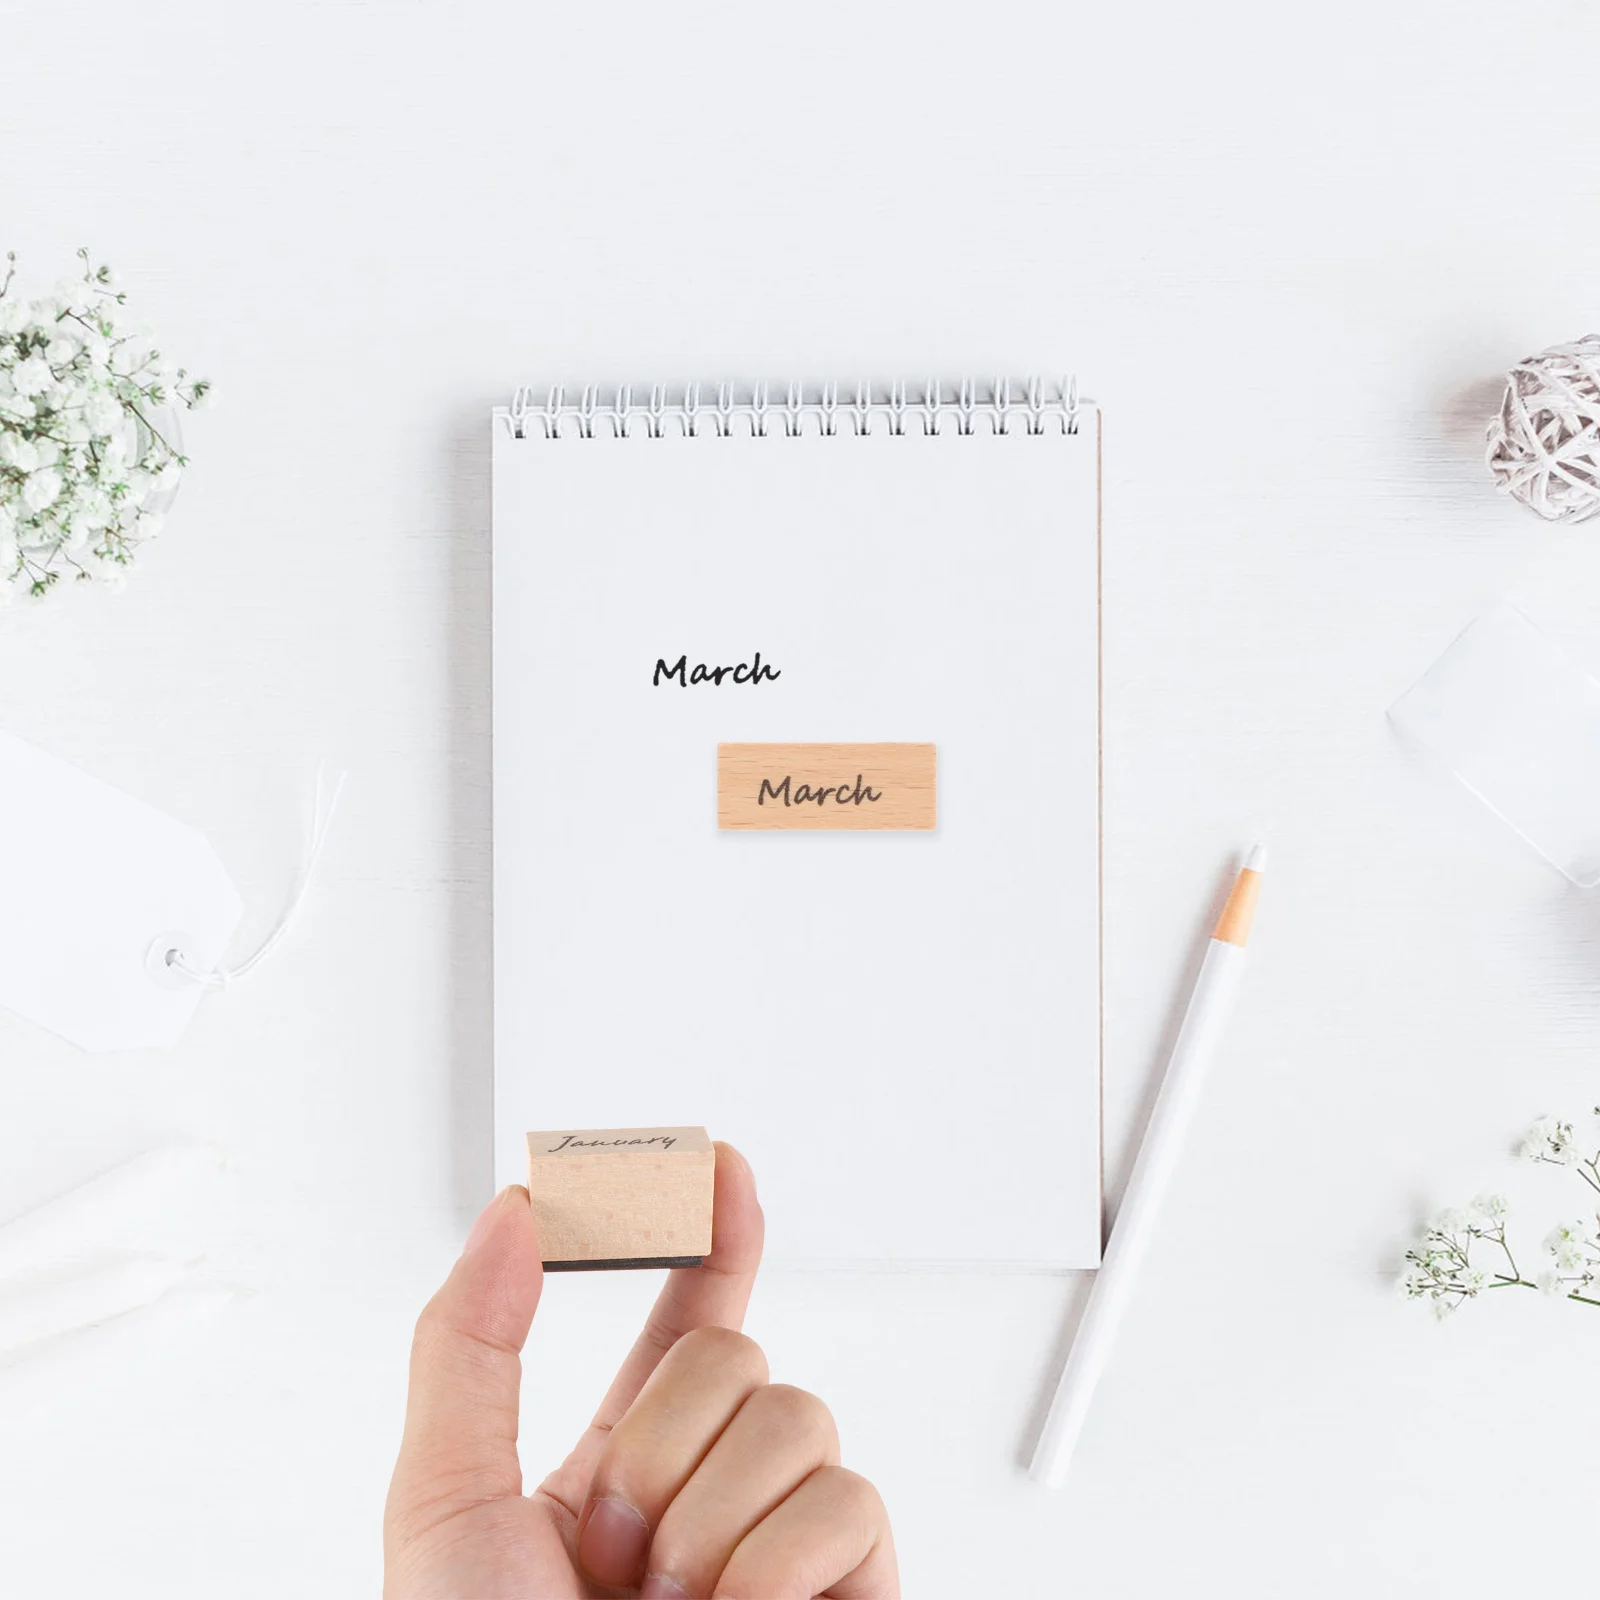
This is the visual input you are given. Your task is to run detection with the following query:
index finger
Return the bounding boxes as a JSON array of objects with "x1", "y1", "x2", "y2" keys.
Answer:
[
  {"x1": 536, "y1": 1142, "x2": 763, "y2": 1510},
  {"x1": 594, "y1": 1140, "x2": 764, "y2": 1426}
]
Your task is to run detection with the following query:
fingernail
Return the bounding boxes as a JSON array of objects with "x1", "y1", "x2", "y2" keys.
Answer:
[
  {"x1": 639, "y1": 1577, "x2": 689, "y2": 1599},
  {"x1": 462, "y1": 1188, "x2": 508, "y2": 1257},
  {"x1": 577, "y1": 1496, "x2": 650, "y2": 1587}
]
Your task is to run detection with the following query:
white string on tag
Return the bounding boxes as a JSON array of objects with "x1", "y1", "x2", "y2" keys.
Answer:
[{"x1": 160, "y1": 767, "x2": 346, "y2": 991}]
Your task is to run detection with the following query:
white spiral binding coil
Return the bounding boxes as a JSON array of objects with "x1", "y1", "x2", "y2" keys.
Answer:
[{"x1": 505, "y1": 377, "x2": 1081, "y2": 440}]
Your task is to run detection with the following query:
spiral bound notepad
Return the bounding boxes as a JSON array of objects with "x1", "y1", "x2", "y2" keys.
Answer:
[{"x1": 492, "y1": 380, "x2": 1102, "y2": 1267}]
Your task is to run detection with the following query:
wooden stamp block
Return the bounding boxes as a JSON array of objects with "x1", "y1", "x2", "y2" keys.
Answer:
[
  {"x1": 717, "y1": 742, "x2": 937, "y2": 830},
  {"x1": 525, "y1": 1126, "x2": 715, "y2": 1270}
]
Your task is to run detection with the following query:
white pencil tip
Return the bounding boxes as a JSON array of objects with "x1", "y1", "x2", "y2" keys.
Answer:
[{"x1": 1244, "y1": 843, "x2": 1268, "y2": 873}]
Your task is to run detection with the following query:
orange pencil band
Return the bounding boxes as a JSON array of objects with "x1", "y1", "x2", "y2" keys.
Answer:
[{"x1": 1213, "y1": 856, "x2": 1265, "y2": 947}]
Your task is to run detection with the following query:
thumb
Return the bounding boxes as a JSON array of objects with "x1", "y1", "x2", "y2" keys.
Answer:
[{"x1": 386, "y1": 1185, "x2": 544, "y2": 1529}]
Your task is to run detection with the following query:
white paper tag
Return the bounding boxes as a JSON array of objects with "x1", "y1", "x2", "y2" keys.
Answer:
[{"x1": 0, "y1": 732, "x2": 242, "y2": 1052}]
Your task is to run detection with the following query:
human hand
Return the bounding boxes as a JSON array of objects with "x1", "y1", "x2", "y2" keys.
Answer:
[{"x1": 383, "y1": 1144, "x2": 897, "y2": 1599}]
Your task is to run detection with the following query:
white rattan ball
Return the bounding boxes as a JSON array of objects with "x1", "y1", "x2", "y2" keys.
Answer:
[{"x1": 1487, "y1": 335, "x2": 1600, "y2": 523}]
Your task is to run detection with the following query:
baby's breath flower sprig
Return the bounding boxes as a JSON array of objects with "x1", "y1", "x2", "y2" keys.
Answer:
[
  {"x1": 1402, "y1": 1195, "x2": 1525, "y2": 1319},
  {"x1": 1403, "y1": 1109, "x2": 1600, "y2": 1318},
  {"x1": 0, "y1": 248, "x2": 210, "y2": 603},
  {"x1": 1519, "y1": 1111, "x2": 1600, "y2": 1195}
]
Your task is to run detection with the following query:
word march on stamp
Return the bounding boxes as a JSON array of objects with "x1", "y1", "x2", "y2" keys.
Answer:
[{"x1": 716, "y1": 742, "x2": 937, "y2": 831}]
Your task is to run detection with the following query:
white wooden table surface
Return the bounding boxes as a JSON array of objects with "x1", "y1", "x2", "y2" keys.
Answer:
[{"x1": 5, "y1": 2, "x2": 1600, "y2": 1593}]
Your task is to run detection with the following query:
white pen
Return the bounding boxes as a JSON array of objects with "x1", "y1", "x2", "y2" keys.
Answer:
[{"x1": 1030, "y1": 844, "x2": 1267, "y2": 1489}]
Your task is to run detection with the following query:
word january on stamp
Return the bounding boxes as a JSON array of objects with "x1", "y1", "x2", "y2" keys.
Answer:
[{"x1": 525, "y1": 1125, "x2": 715, "y2": 1270}]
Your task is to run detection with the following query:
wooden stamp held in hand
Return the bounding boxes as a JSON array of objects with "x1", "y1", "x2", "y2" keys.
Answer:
[{"x1": 526, "y1": 1126, "x2": 715, "y2": 1271}]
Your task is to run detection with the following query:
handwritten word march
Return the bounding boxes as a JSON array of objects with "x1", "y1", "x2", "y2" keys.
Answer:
[
  {"x1": 654, "y1": 654, "x2": 780, "y2": 687},
  {"x1": 758, "y1": 774, "x2": 883, "y2": 809}
]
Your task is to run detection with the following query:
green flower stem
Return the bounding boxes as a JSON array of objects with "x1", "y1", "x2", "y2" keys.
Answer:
[
  {"x1": 123, "y1": 402, "x2": 177, "y2": 460},
  {"x1": 1491, "y1": 1229, "x2": 1522, "y2": 1282},
  {"x1": 1488, "y1": 1275, "x2": 1600, "y2": 1308}
]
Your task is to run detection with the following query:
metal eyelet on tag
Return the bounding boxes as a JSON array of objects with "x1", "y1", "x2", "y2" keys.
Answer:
[
  {"x1": 0, "y1": 731, "x2": 244, "y2": 1051},
  {"x1": 145, "y1": 932, "x2": 203, "y2": 992}
]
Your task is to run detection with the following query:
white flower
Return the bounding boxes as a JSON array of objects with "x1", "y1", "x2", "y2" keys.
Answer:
[
  {"x1": 76, "y1": 490, "x2": 110, "y2": 529},
  {"x1": 1536, "y1": 1270, "x2": 1566, "y2": 1298},
  {"x1": 0, "y1": 432, "x2": 38, "y2": 471},
  {"x1": 82, "y1": 394, "x2": 120, "y2": 435},
  {"x1": 10, "y1": 356, "x2": 53, "y2": 397},
  {"x1": 1544, "y1": 1222, "x2": 1591, "y2": 1271},
  {"x1": 1461, "y1": 1268, "x2": 1491, "y2": 1295},
  {"x1": 1520, "y1": 1115, "x2": 1582, "y2": 1165},
  {"x1": 1472, "y1": 1193, "x2": 1509, "y2": 1225},
  {"x1": 20, "y1": 513, "x2": 60, "y2": 551},
  {"x1": 1, "y1": 254, "x2": 205, "y2": 603},
  {"x1": 21, "y1": 468, "x2": 62, "y2": 512}
]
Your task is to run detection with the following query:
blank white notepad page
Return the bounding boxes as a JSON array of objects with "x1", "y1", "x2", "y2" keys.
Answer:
[{"x1": 493, "y1": 407, "x2": 1101, "y2": 1266}]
